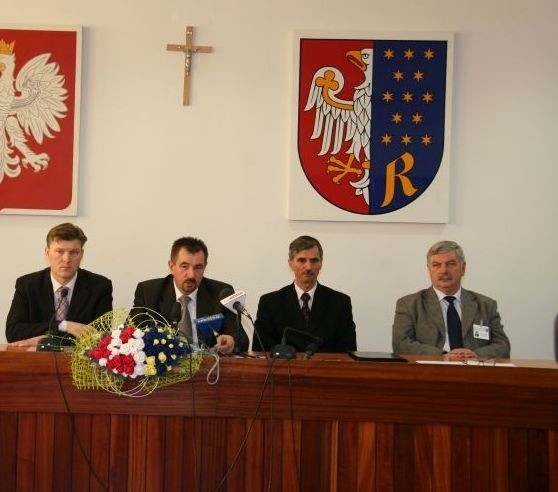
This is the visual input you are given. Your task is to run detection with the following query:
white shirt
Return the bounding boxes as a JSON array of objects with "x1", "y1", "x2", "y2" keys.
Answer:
[{"x1": 293, "y1": 283, "x2": 317, "y2": 309}]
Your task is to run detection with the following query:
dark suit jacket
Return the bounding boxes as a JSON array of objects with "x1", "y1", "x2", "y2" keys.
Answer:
[
  {"x1": 392, "y1": 287, "x2": 511, "y2": 358},
  {"x1": 253, "y1": 283, "x2": 356, "y2": 353},
  {"x1": 6, "y1": 268, "x2": 113, "y2": 342},
  {"x1": 132, "y1": 275, "x2": 249, "y2": 352}
]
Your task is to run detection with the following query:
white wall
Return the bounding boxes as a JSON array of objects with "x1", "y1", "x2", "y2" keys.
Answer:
[{"x1": 2, "y1": 0, "x2": 557, "y2": 358}]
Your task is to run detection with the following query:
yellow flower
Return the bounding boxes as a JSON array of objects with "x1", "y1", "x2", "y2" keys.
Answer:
[
  {"x1": 146, "y1": 356, "x2": 157, "y2": 376},
  {"x1": 158, "y1": 352, "x2": 167, "y2": 363}
]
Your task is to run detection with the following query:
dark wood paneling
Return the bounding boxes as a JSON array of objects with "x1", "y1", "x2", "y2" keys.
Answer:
[{"x1": 0, "y1": 350, "x2": 557, "y2": 491}]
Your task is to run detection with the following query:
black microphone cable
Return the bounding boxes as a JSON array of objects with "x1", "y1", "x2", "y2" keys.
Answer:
[{"x1": 214, "y1": 355, "x2": 277, "y2": 491}]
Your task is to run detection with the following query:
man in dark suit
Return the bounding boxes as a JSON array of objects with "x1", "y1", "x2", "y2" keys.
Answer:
[
  {"x1": 132, "y1": 236, "x2": 248, "y2": 354},
  {"x1": 392, "y1": 240, "x2": 510, "y2": 359},
  {"x1": 6, "y1": 223, "x2": 113, "y2": 344},
  {"x1": 253, "y1": 236, "x2": 356, "y2": 353}
]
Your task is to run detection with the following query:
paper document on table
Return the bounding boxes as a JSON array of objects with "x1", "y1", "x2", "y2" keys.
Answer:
[{"x1": 416, "y1": 360, "x2": 516, "y2": 367}]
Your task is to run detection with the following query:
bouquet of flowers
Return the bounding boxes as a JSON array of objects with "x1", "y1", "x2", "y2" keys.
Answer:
[{"x1": 71, "y1": 308, "x2": 203, "y2": 396}]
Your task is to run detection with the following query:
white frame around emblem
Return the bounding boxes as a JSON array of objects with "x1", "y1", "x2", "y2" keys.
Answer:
[
  {"x1": 0, "y1": 24, "x2": 82, "y2": 216},
  {"x1": 289, "y1": 30, "x2": 454, "y2": 223}
]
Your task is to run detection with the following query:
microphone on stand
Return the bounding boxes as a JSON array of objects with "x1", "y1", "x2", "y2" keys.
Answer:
[
  {"x1": 219, "y1": 288, "x2": 246, "y2": 354},
  {"x1": 37, "y1": 287, "x2": 72, "y2": 352},
  {"x1": 220, "y1": 288, "x2": 267, "y2": 357},
  {"x1": 303, "y1": 341, "x2": 321, "y2": 360},
  {"x1": 220, "y1": 289, "x2": 248, "y2": 316},
  {"x1": 271, "y1": 326, "x2": 323, "y2": 360}
]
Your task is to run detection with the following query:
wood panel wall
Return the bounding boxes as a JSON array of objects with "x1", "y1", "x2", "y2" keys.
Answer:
[{"x1": 0, "y1": 351, "x2": 557, "y2": 491}]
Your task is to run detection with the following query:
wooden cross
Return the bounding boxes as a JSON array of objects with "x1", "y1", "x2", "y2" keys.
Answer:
[{"x1": 166, "y1": 26, "x2": 213, "y2": 106}]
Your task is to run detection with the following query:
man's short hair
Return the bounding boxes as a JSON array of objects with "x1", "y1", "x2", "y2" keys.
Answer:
[
  {"x1": 288, "y1": 235, "x2": 323, "y2": 260},
  {"x1": 46, "y1": 223, "x2": 87, "y2": 247},
  {"x1": 171, "y1": 236, "x2": 209, "y2": 263},
  {"x1": 427, "y1": 240, "x2": 465, "y2": 263}
]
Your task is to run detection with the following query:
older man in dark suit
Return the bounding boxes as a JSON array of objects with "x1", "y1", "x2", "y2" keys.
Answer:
[
  {"x1": 253, "y1": 236, "x2": 356, "y2": 353},
  {"x1": 392, "y1": 240, "x2": 510, "y2": 359},
  {"x1": 6, "y1": 223, "x2": 113, "y2": 345},
  {"x1": 132, "y1": 236, "x2": 248, "y2": 354}
]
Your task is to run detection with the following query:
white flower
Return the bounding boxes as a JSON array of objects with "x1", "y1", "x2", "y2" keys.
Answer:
[{"x1": 133, "y1": 351, "x2": 146, "y2": 363}]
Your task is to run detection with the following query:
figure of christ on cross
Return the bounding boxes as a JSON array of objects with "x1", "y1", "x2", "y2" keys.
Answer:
[{"x1": 166, "y1": 26, "x2": 213, "y2": 105}]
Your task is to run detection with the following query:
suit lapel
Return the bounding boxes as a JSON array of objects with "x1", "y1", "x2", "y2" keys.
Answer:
[
  {"x1": 425, "y1": 287, "x2": 446, "y2": 338},
  {"x1": 195, "y1": 279, "x2": 213, "y2": 318},
  {"x1": 67, "y1": 270, "x2": 88, "y2": 319},
  {"x1": 306, "y1": 284, "x2": 326, "y2": 333},
  {"x1": 42, "y1": 269, "x2": 56, "y2": 316},
  {"x1": 460, "y1": 289, "x2": 476, "y2": 337},
  {"x1": 159, "y1": 277, "x2": 178, "y2": 322}
]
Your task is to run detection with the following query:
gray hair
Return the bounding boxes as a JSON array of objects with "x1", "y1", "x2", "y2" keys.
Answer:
[{"x1": 427, "y1": 240, "x2": 465, "y2": 263}]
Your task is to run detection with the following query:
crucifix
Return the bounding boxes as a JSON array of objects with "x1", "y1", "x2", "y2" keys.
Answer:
[{"x1": 166, "y1": 26, "x2": 213, "y2": 106}]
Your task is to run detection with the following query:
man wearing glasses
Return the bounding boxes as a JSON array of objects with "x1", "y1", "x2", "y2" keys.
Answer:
[
  {"x1": 6, "y1": 223, "x2": 113, "y2": 345},
  {"x1": 392, "y1": 240, "x2": 510, "y2": 360}
]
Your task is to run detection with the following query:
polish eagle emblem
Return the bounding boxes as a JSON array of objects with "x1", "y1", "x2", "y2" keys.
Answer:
[
  {"x1": 304, "y1": 48, "x2": 373, "y2": 205},
  {"x1": 0, "y1": 39, "x2": 68, "y2": 183}
]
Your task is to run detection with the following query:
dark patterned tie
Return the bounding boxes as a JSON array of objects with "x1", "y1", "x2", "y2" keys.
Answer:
[
  {"x1": 301, "y1": 292, "x2": 311, "y2": 326},
  {"x1": 178, "y1": 294, "x2": 193, "y2": 340},
  {"x1": 55, "y1": 286, "x2": 69, "y2": 321},
  {"x1": 445, "y1": 296, "x2": 463, "y2": 349}
]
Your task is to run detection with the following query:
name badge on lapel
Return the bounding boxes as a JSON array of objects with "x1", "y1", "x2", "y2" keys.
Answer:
[{"x1": 473, "y1": 323, "x2": 490, "y2": 340}]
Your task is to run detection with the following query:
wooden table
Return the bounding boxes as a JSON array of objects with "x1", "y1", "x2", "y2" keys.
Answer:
[{"x1": 1, "y1": 348, "x2": 556, "y2": 491}]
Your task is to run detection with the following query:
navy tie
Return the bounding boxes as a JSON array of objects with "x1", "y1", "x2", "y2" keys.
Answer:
[{"x1": 445, "y1": 296, "x2": 463, "y2": 349}]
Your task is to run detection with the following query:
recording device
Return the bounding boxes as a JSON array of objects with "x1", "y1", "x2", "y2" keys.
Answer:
[
  {"x1": 37, "y1": 287, "x2": 74, "y2": 352},
  {"x1": 270, "y1": 326, "x2": 323, "y2": 360}
]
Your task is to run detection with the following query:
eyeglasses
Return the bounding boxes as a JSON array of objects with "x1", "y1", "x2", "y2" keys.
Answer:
[{"x1": 462, "y1": 359, "x2": 496, "y2": 366}]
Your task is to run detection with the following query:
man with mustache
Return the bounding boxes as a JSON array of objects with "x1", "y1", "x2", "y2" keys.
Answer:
[
  {"x1": 392, "y1": 240, "x2": 510, "y2": 359},
  {"x1": 253, "y1": 235, "x2": 356, "y2": 353},
  {"x1": 132, "y1": 236, "x2": 248, "y2": 354}
]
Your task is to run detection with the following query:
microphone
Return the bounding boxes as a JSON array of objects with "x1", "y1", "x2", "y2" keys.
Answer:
[
  {"x1": 270, "y1": 326, "x2": 323, "y2": 360},
  {"x1": 303, "y1": 341, "x2": 321, "y2": 360},
  {"x1": 194, "y1": 313, "x2": 225, "y2": 338},
  {"x1": 220, "y1": 289, "x2": 248, "y2": 316},
  {"x1": 37, "y1": 287, "x2": 72, "y2": 352}
]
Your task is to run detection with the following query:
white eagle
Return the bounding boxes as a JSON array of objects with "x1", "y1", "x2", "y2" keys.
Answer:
[
  {"x1": 0, "y1": 40, "x2": 68, "y2": 183},
  {"x1": 304, "y1": 48, "x2": 372, "y2": 204}
]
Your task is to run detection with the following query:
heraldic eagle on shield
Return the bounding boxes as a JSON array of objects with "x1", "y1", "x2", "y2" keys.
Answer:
[
  {"x1": 304, "y1": 48, "x2": 373, "y2": 205},
  {"x1": 0, "y1": 39, "x2": 68, "y2": 183}
]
